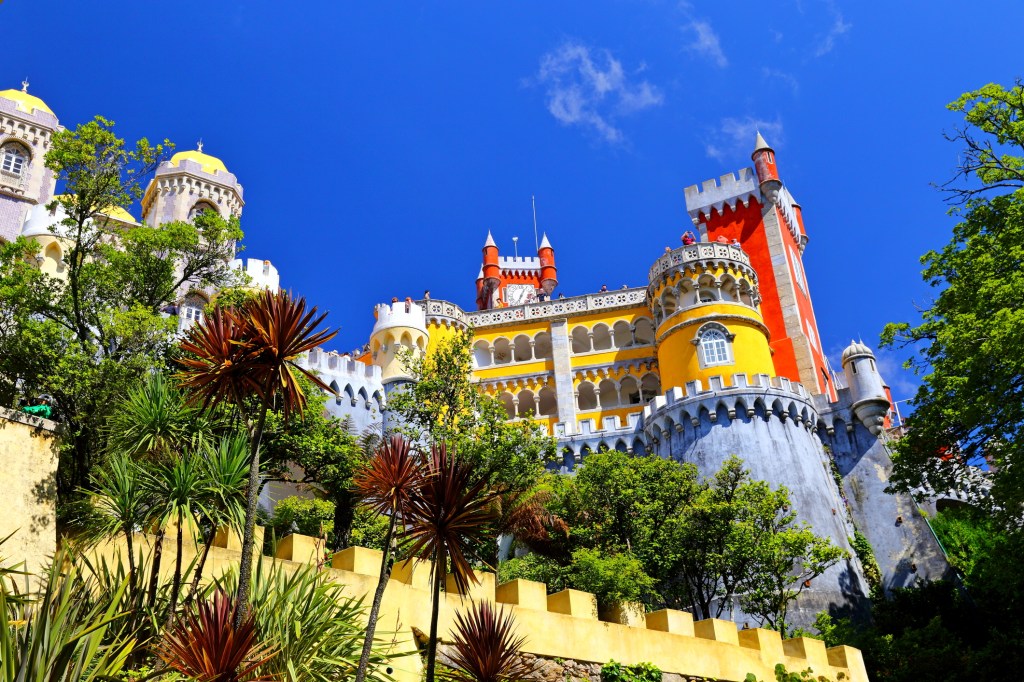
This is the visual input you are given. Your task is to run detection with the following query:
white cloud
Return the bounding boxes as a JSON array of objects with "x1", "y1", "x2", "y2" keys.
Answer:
[
  {"x1": 684, "y1": 20, "x2": 728, "y2": 68},
  {"x1": 704, "y1": 116, "x2": 784, "y2": 162},
  {"x1": 534, "y1": 42, "x2": 663, "y2": 144},
  {"x1": 814, "y1": 11, "x2": 852, "y2": 57},
  {"x1": 761, "y1": 68, "x2": 799, "y2": 95}
]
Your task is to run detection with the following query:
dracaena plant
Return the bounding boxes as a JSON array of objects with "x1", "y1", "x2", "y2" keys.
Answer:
[
  {"x1": 153, "y1": 589, "x2": 277, "y2": 682},
  {"x1": 446, "y1": 601, "x2": 530, "y2": 682},
  {"x1": 177, "y1": 289, "x2": 336, "y2": 626},
  {"x1": 352, "y1": 435, "x2": 424, "y2": 682},
  {"x1": 403, "y1": 444, "x2": 499, "y2": 682}
]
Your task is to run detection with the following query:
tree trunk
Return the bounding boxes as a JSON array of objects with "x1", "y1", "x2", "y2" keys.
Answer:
[
  {"x1": 185, "y1": 524, "x2": 217, "y2": 606},
  {"x1": 332, "y1": 489, "x2": 357, "y2": 552},
  {"x1": 124, "y1": 526, "x2": 137, "y2": 600},
  {"x1": 167, "y1": 509, "x2": 185, "y2": 619},
  {"x1": 354, "y1": 513, "x2": 397, "y2": 682},
  {"x1": 234, "y1": 403, "x2": 269, "y2": 628},
  {"x1": 147, "y1": 527, "x2": 166, "y2": 610},
  {"x1": 425, "y1": 545, "x2": 444, "y2": 682}
]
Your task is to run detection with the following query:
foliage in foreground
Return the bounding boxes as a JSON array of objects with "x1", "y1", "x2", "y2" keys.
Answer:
[
  {"x1": 600, "y1": 660, "x2": 662, "y2": 682},
  {"x1": 500, "y1": 451, "x2": 844, "y2": 635},
  {"x1": 446, "y1": 601, "x2": 531, "y2": 682}
]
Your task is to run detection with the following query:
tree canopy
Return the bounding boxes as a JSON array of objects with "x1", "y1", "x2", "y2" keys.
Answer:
[{"x1": 883, "y1": 81, "x2": 1024, "y2": 523}]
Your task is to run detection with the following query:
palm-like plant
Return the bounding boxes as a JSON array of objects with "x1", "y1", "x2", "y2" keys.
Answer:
[
  {"x1": 446, "y1": 601, "x2": 530, "y2": 682},
  {"x1": 404, "y1": 444, "x2": 500, "y2": 682},
  {"x1": 85, "y1": 452, "x2": 152, "y2": 594},
  {"x1": 153, "y1": 589, "x2": 277, "y2": 682},
  {"x1": 352, "y1": 435, "x2": 424, "y2": 682},
  {"x1": 184, "y1": 435, "x2": 250, "y2": 607},
  {"x1": 177, "y1": 289, "x2": 336, "y2": 624},
  {"x1": 141, "y1": 451, "x2": 210, "y2": 617}
]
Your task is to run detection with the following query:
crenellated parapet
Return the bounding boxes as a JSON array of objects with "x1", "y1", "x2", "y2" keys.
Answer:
[
  {"x1": 643, "y1": 373, "x2": 819, "y2": 442},
  {"x1": 466, "y1": 288, "x2": 647, "y2": 329},
  {"x1": 85, "y1": 527, "x2": 867, "y2": 682},
  {"x1": 683, "y1": 167, "x2": 761, "y2": 222}
]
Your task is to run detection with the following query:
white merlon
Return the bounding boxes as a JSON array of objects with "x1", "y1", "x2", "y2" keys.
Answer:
[
  {"x1": 683, "y1": 167, "x2": 761, "y2": 221},
  {"x1": 301, "y1": 348, "x2": 381, "y2": 381},
  {"x1": 498, "y1": 255, "x2": 541, "y2": 270},
  {"x1": 372, "y1": 301, "x2": 428, "y2": 336},
  {"x1": 231, "y1": 258, "x2": 279, "y2": 293}
]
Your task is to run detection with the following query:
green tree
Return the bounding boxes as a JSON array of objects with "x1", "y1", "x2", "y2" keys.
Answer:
[
  {"x1": 386, "y1": 328, "x2": 555, "y2": 495},
  {"x1": 0, "y1": 116, "x2": 244, "y2": 503},
  {"x1": 882, "y1": 81, "x2": 1024, "y2": 522},
  {"x1": 261, "y1": 378, "x2": 367, "y2": 551}
]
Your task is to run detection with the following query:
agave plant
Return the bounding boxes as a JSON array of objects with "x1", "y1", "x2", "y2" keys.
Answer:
[
  {"x1": 352, "y1": 435, "x2": 424, "y2": 682},
  {"x1": 177, "y1": 289, "x2": 336, "y2": 624},
  {"x1": 404, "y1": 444, "x2": 500, "y2": 682},
  {"x1": 153, "y1": 589, "x2": 277, "y2": 682},
  {"x1": 446, "y1": 601, "x2": 530, "y2": 682},
  {"x1": 214, "y1": 560, "x2": 393, "y2": 682},
  {"x1": 0, "y1": 550, "x2": 135, "y2": 682}
]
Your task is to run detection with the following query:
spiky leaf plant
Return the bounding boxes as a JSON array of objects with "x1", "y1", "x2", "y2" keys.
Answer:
[
  {"x1": 404, "y1": 444, "x2": 499, "y2": 682},
  {"x1": 446, "y1": 601, "x2": 530, "y2": 682},
  {"x1": 353, "y1": 435, "x2": 424, "y2": 682},
  {"x1": 153, "y1": 589, "x2": 277, "y2": 682}
]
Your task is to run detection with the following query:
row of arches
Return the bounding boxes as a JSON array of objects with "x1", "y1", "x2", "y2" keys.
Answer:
[
  {"x1": 651, "y1": 274, "x2": 758, "y2": 327},
  {"x1": 327, "y1": 380, "x2": 384, "y2": 412},
  {"x1": 497, "y1": 386, "x2": 558, "y2": 419},
  {"x1": 646, "y1": 396, "x2": 818, "y2": 443},
  {"x1": 473, "y1": 319, "x2": 656, "y2": 368},
  {"x1": 576, "y1": 373, "x2": 661, "y2": 411},
  {"x1": 371, "y1": 330, "x2": 426, "y2": 360}
]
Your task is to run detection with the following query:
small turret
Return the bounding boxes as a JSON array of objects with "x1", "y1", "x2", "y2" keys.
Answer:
[
  {"x1": 751, "y1": 132, "x2": 781, "y2": 198},
  {"x1": 538, "y1": 233, "x2": 557, "y2": 295},
  {"x1": 477, "y1": 231, "x2": 501, "y2": 309},
  {"x1": 369, "y1": 300, "x2": 429, "y2": 389},
  {"x1": 841, "y1": 340, "x2": 890, "y2": 435}
]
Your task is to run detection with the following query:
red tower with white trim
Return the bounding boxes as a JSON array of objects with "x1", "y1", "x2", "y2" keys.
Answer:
[{"x1": 683, "y1": 134, "x2": 836, "y2": 400}]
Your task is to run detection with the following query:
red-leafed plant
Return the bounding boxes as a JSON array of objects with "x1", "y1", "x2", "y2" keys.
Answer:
[
  {"x1": 446, "y1": 601, "x2": 530, "y2": 682},
  {"x1": 177, "y1": 289, "x2": 336, "y2": 625},
  {"x1": 404, "y1": 444, "x2": 499, "y2": 682},
  {"x1": 352, "y1": 435, "x2": 424, "y2": 682},
  {"x1": 153, "y1": 590, "x2": 277, "y2": 682}
]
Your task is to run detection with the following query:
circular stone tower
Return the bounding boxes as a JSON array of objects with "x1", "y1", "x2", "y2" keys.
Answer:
[{"x1": 841, "y1": 341, "x2": 890, "y2": 435}]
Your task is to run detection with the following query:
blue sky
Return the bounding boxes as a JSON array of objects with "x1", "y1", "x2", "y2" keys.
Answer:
[{"x1": 6, "y1": 1, "x2": 1022, "y2": 403}]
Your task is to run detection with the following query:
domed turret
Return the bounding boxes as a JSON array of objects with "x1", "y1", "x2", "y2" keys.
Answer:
[
  {"x1": 841, "y1": 340, "x2": 890, "y2": 435},
  {"x1": 0, "y1": 83, "x2": 54, "y2": 116},
  {"x1": 168, "y1": 148, "x2": 229, "y2": 175}
]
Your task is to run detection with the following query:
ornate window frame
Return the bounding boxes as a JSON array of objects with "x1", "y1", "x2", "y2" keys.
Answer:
[
  {"x1": 0, "y1": 141, "x2": 30, "y2": 188},
  {"x1": 692, "y1": 322, "x2": 736, "y2": 369}
]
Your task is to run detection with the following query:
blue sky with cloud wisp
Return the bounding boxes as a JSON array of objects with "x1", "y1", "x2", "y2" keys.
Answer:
[{"x1": 5, "y1": 0, "x2": 1022, "y2": 405}]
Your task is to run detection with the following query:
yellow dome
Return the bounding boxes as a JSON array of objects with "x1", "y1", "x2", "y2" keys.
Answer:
[
  {"x1": 169, "y1": 149, "x2": 228, "y2": 175},
  {"x1": 0, "y1": 88, "x2": 54, "y2": 116},
  {"x1": 97, "y1": 205, "x2": 137, "y2": 224}
]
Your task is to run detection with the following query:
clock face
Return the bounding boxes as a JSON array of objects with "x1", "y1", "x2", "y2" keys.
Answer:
[{"x1": 505, "y1": 284, "x2": 536, "y2": 306}]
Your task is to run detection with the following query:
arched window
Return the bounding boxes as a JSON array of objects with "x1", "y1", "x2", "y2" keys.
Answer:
[
  {"x1": 188, "y1": 201, "x2": 218, "y2": 220},
  {"x1": 472, "y1": 339, "x2": 492, "y2": 367},
  {"x1": 0, "y1": 142, "x2": 27, "y2": 178},
  {"x1": 180, "y1": 295, "x2": 206, "y2": 328},
  {"x1": 696, "y1": 323, "x2": 734, "y2": 368}
]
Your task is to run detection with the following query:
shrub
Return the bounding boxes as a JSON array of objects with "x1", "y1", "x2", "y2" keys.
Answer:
[{"x1": 601, "y1": 660, "x2": 661, "y2": 682}]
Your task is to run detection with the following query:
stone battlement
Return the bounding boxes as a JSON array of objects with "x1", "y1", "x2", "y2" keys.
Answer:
[
  {"x1": 644, "y1": 373, "x2": 820, "y2": 434},
  {"x1": 498, "y1": 255, "x2": 541, "y2": 271},
  {"x1": 683, "y1": 168, "x2": 761, "y2": 221},
  {"x1": 302, "y1": 348, "x2": 381, "y2": 381},
  {"x1": 372, "y1": 300, "x2": 428, "y2": 336},
  {"x1": 466, "y1": 287, "x2": 647, "y2": 329},
  {"x1": 420, "y1": 299, "x2": 471, "y2": 330}
]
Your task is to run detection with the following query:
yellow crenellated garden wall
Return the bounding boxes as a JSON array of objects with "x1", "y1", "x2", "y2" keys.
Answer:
[{"x1": 87, "y1": 530, "x2": 869, "y2": 682}]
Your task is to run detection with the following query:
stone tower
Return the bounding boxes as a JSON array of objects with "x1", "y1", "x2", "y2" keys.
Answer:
[
  {"x1": 140, "y1": 145, "x2": 244, "y2": 226},
  {"x1": 0, "y1": 83, "x2": 61, "y2": 243}
]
